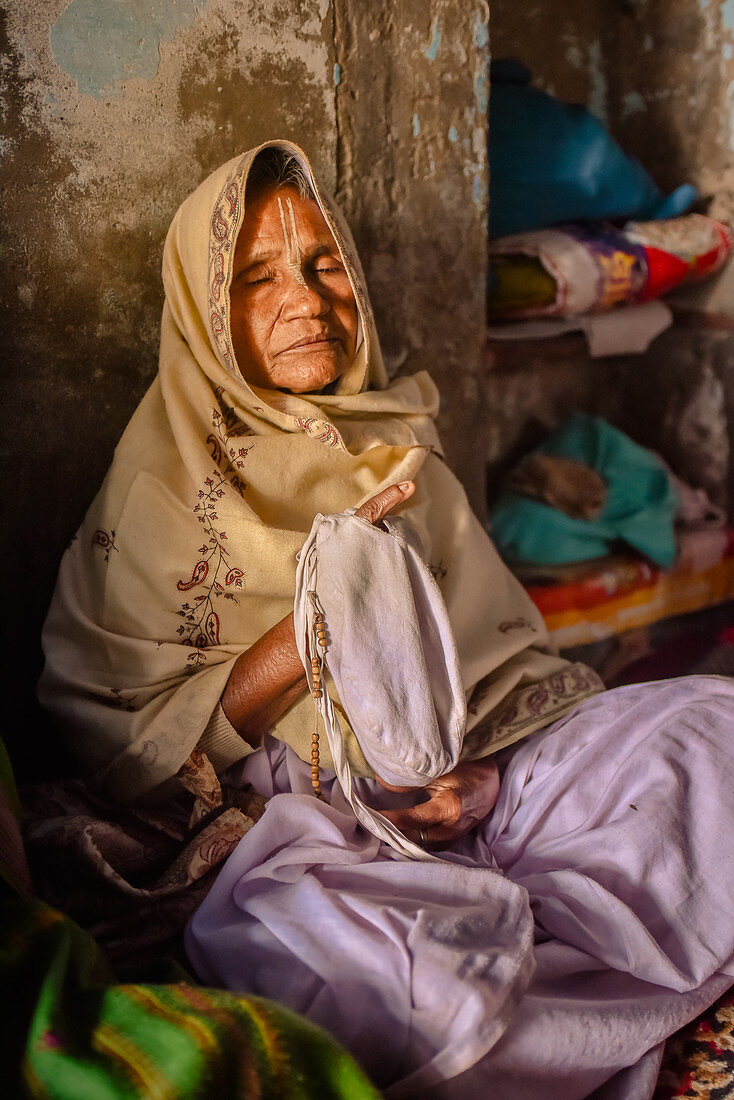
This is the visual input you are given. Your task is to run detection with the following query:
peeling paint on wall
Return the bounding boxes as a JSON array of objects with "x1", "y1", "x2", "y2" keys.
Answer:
[
  {"x1": 586, "y1": 40, "x2": 608, "y2": 122},
  {"x1": 50, "y1": 0, "x2": 209, "y2": 97},
  {"x1": 621, "y1": 90, "x2": 645, "y2": 119},
  {"x1": 474, "y1": 66, "x2": 488, "y2": 114},
  {"x1": 425, "y1": 19, "x2": 442, "y2": 60}
]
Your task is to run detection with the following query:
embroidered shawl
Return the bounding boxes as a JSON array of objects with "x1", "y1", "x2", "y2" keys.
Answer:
[{"x1": 38, "y1": 140, "x2": 602, "y2": 801}]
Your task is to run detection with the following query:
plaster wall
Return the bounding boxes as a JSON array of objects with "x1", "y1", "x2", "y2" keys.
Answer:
[{"x1": 0, "y1": 0, "x2": 489, "y2": 758}]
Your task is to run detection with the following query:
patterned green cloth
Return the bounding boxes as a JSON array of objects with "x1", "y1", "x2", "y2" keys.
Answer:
[{"x1": 0, "y1": 742, "x2": 378, "y2": 1100}]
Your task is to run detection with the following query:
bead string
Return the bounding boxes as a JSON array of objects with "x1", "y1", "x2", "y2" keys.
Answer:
[{"x1": 307, "y1": 591, "x2": 328, "y2": 799}]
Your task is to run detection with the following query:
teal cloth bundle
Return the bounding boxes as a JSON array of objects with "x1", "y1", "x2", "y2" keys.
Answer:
[{"x1": 488, "y1": 414, "x2": 679, "y2": 568}]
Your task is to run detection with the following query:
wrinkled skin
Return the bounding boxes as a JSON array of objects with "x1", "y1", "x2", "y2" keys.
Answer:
[
  {"x1": 376, "y1": 758, "x2": 500, "y2": 850},
  {"x1": 230, "y1": 185, "x2": 358, "y2": 393}
]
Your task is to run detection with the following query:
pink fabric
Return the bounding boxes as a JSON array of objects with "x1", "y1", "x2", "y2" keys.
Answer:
[{"x1": 186, "y1": 676, "x2": 734, "y2": 1098}]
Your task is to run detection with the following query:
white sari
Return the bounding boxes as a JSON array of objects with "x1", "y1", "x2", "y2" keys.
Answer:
[{"x1": 187, "y1": 675, "x2": 734, "y2": 1098}]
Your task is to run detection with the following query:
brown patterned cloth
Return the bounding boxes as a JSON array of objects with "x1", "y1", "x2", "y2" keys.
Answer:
[
  {"x1": 21, "y1": 749, "x2": 266, "y2": 967},
  {"x1": 655, "y1": 988, "x2": 734, "y2": 1099}
]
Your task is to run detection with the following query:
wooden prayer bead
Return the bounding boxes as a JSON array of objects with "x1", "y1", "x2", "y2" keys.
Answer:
[{"x1": 309, "y1": 637, "x2": 324, "y2": 797}]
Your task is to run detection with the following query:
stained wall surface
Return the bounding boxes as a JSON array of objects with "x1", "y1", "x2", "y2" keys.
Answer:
[{"x1": 0, "y1": 0, "x2": 489, "y2": 763}]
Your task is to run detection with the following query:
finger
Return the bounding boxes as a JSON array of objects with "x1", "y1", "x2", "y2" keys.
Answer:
[
  {"x1": 375, "y1": 776, "x2": 416, "y2": 792},
  {"x1": 380, "y1": 789, "x2": 460, "y2": 835},
  {"x1": 381, "y1": 808, "x2": 461, "y2": 850},
  {"x1": 354, "y1": 481, "x2": 415, "y2": 525}
]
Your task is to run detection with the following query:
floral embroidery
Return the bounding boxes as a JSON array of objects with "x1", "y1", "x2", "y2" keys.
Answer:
[
  {"x1": 91, "y1": 528, "x2": 118, "y2": 562},
  {"x1": 175, "y1": 408, "x2": 248, "y2": 671},
  {"x1": 213, "y1": 386, "x2": 255, "y2": 439},
  {"x1": 110, "y1": 688, "x2": 137, "y2": 712}
]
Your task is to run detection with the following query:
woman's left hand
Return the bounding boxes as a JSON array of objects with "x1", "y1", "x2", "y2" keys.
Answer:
[{"x1": 376, "y1": 758, "x2": 501, "y2": 849}]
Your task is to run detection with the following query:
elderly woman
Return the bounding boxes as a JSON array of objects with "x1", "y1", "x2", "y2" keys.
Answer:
[{"x1": 39, "y1": 142, "x2": 734, "y2": 1099}]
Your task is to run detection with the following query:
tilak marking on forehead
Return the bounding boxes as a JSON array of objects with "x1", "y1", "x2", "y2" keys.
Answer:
[{"x1": 277, "y1": 195, "x2": 308, "y2": 288}]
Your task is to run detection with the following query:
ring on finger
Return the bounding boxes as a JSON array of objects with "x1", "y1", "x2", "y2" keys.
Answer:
[{"x1": 418, "y1": 827, "x2": 429, "y2": 847}]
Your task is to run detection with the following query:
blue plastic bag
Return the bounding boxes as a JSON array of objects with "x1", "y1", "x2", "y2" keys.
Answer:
[{"x1": 489, "y1": 59, "x2": 696, "y2": 239}]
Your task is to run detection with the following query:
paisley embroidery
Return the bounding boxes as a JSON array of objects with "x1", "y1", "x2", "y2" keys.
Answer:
[
  {"x1": 295, "y1": 416, "x2": 345, "y2": 451},
  {"x1": 467, "y1": 665, "x2": 603, "y2": 740},
  {"x1": 205, "y1": 611, "x2": 220, "y2": 646},
  {"x1": 177, "y1": 560, "x2": 209, "y2": 591},
  {"x1": 175, "y1": 408, "x2": 248, "y2": 672},
  {"x1": 207, "y1": 155, "x2": 248, "y2": 377},
  {"x1": 211, "y1": 250, "x2": 226, "y2": 303}
]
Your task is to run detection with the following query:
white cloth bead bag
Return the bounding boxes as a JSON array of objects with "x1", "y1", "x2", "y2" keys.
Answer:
[{"x1": 294, "y1": 510, "x2": 467, "y2": 859}]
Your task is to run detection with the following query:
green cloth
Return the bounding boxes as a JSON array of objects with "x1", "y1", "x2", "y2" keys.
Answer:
[
  {"x1": 489, "y1": 413, "x2": 679, "y2": 568},
  {"x1": 0, "y1": 743, "x2": 379, "y2": 1100}
]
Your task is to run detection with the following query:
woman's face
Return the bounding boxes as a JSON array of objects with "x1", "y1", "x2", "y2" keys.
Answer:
[{"x1": 229, "y1": 184, "x2": 359, "y2": 393}]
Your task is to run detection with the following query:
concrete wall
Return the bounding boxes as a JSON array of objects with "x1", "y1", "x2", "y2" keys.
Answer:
[
  {"x1": 489, "y1": 0, "x2": 734, "y2": 225},
  {"x1": 0, "y1": 0, "x2": 489, "y2": 768}
]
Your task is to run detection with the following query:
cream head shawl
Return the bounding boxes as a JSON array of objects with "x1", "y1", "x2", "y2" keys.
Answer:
[{"x1": 39, "y1": 140, "x2": 602, "y2": 802}]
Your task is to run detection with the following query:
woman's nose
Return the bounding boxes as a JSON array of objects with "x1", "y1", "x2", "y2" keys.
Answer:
[{"x1": 281, "y1": 276, "x2": 329, "y2": 320}]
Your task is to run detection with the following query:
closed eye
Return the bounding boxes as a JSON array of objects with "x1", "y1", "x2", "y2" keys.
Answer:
[{"x1": 243, "y1": 266, "x2": 276, "y2": 286}]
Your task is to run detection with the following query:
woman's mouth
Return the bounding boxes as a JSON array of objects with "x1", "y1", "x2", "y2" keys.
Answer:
[{"x1": 279, "y1": 334, "x2": 340, "y2": 354}]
